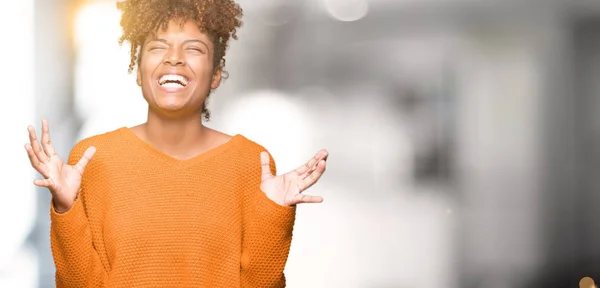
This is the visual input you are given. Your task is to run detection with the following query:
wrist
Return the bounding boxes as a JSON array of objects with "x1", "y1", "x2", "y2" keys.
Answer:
[
  {"x1": 53, "y1": 200, "x2": 72, "y2": 214},
  {"x1": 52, "y1": 191, "x2": 79, "y2": 214}
]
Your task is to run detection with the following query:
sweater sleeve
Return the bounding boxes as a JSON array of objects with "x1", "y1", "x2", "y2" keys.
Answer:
[
  {"x1": 240, "y1": 151, "x2": 297, "y2": 287},
  {"x1": 49, "y1": 143, "x2": 107, "y2": 287}
]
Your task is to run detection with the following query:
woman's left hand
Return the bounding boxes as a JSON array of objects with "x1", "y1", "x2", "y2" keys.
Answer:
[{"x1": 260, "y1": 149, "x2": 328, "y2": 206}]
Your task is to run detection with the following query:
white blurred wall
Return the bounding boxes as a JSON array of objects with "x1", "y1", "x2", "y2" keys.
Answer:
[
  {"x1": 0, "y1": 0, "x2": 37, "y2": 286},
  {"x1": 4, "y1": 0, "x2": 600, "y2": 287}
]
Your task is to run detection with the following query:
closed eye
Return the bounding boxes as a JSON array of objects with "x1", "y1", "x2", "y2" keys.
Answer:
[{"x1": 186, "y1": 47, "x2": 205, "y2": 54}]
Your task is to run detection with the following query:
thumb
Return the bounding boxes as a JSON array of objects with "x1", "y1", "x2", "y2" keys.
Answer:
[
  {"x1": 74, "y1": 146, "x2": 96, "y2": 175},
  {"x1": 260, "y1": 151, "x2": 272, "y2": 181}
]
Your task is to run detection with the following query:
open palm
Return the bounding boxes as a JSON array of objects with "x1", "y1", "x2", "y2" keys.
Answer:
[
  {"x1": 25, "y1": 120, "x2": 96, "y2": 212},
  {"x1": 260, "y1": 149, "x2": 328, "y2": 206}
]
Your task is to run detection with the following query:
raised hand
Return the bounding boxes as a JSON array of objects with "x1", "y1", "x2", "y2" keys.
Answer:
[
  {"x1": 24, "y1": 120, "x2": 96, "y2": 213},
  {"x1": 260, "y1": 149, "x2": 328, "y2": 206}
]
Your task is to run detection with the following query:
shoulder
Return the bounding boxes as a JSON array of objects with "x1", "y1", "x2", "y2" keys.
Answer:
[
  {"x1": 232, "y1": 134, "x2": 277, "y2": 174},
  {"x1": 202, "y1": 128, "x2": 271, "y2": 161},
  {"x1": 236, "y1": 134, "x2": 267, "y2": 152},
  {"x1": 233, "y1": 134, "x2": 272, "y2": 158},
  {"x1": 67, "y1": 127, "x2": 124, "y2": 166}
]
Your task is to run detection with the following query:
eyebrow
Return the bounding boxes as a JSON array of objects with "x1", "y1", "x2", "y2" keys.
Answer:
[{"x1": 147, "y1": 38, "x2": 210, "y2": 51}]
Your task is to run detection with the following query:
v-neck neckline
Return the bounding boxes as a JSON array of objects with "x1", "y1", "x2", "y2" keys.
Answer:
[{"x1": 118, "y1": 127, "x2": 242, "y2": 169}]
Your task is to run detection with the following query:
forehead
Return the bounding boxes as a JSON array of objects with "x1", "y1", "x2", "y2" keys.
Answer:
[{"x1": 151, "y1": 19, "x2": 209, "y2": 40}]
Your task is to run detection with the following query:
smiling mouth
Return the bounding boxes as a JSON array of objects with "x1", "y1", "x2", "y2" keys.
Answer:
[{"x1": 158, "y1": 74, "x2": 189, "y2": 88}]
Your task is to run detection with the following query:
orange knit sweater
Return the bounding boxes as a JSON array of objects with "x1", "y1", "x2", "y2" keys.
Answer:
[{"x1": 50, "y1": 127, "x2": 296, "y2": 287}]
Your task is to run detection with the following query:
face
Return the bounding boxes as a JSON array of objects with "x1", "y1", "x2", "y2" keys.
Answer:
[{"x1": 137, "y1": 19, "x2": 221, "y2": 117}]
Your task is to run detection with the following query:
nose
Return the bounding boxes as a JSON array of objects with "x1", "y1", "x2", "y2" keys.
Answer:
[{"x1": 164, "y1": 46, "x2": 184, "y2": 66}]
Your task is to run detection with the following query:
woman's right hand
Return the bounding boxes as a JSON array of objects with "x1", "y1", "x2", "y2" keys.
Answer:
[{"x1": 25, "y1": 120, "x2": 96, "y2": 213}]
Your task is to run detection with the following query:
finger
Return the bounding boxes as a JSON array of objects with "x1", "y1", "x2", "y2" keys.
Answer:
[
  {"x1": 41, "y1": 119, "x2": 56, "y2": 157},
  {"x1": 25, "y1": 143, "x2": 50, "y2": 178},
  {"x1": 295, "y1": 152, "x2": 320, "y2": 174},
  {"x1": 298, "y1": 160, "x2": 326, "y2": 192},
  {"x1": 260, "y1": 151, "x2": 272, "y2": 181},
  {"x1": 295, "y1": 149, "x2": 328, "y2": 175},
  {"x1": 24, "y1": 143, "x2": 41, "y2": 168},
  {"x1": 33, "y1": 178, "x2": 54, "y2": 188},
  {"x1": 28, "y1": 125, "x2": 49, "y2": 163},
  {"x1": 290, "y1": 193, "x2": 323, "y2": 205},
  {"x1": 303, "y1": 163, "x2": 322, "y2": 179},
  {"x1": 74, "y1": 146, "x2": 96, "y2": 175}
]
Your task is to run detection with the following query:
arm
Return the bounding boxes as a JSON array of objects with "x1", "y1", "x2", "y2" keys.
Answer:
[
  {"x1": 49, "y1": 144, "x2": 108, "y2": 287},
  {"x1": 240, "y1": 152, "x2": 297, "y2": 288}
]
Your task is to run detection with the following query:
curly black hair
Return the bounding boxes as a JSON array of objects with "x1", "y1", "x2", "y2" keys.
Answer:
[{"x1": 116, "y1": 0, "x2": 243, "y2": 121}]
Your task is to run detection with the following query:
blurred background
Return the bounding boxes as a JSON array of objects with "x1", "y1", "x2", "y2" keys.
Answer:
[{"x1": 2, "y1": 0, "x2": 600, "y2": 287}]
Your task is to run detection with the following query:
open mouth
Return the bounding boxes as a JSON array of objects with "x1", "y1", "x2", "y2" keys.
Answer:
[{"x1": 158, "y1": 74, "x2": 189, "y2": 88}]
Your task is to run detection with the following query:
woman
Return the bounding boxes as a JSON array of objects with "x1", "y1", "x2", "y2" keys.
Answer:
[{"x1": 24, "y1": 0, "x2": 328, "y2": 287}]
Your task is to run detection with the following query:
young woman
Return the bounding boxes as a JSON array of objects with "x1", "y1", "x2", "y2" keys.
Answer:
[{"x1": 24, "y1": 0, "x2": 328, "y2": 287}]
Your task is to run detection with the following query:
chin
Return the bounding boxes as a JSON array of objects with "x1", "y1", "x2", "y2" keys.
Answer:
[
  {"x1": 157, "y1": 103, "x2": 186, "y2": 112},
  {"x1": 152, "y1": 88, "x2": 192, "y2": 107},
  {"x1": 155, "y1": 99, "x2": 190, "y2": 113},
  {"x1": 143, "y1": 86, "x2": 207, "y2": 116}
]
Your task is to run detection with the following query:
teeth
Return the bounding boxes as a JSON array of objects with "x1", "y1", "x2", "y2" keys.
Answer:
[
  {"x1": 159, "y1": 74, "x2": 188, "y2": 86},
  {"x1": 161, "y1": 82, "x2": 184, "y2": 88}
]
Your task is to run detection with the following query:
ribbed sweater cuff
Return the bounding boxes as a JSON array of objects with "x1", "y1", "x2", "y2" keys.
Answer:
[
  {"x1": 255, "y1": 191, "x2": 296, "y2": 232},
  {"x1": 50, "y1": 197, "x2": 88, "y2": 237}
]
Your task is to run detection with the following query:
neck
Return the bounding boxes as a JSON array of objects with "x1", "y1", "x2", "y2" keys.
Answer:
[{"x1": 141, "y1": 109, "x2": 208, "y2": 157}]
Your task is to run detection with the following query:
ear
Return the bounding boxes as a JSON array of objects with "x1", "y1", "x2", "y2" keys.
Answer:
[{"x1": 210, "y1": 67, "x2": 222, "y2": 89}]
